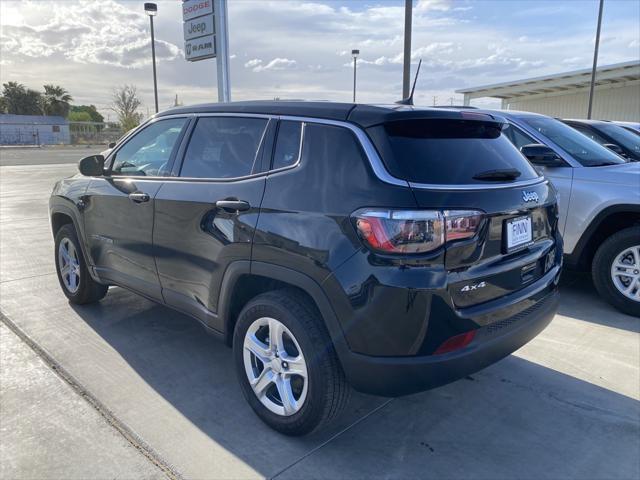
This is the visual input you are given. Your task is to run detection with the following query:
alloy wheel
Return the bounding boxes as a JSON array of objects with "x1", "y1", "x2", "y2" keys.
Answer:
[
  {"x1": 243, "y1": 317, "x2": 308, "y2": 416},
  {"x1": 610, "y1": 245, "x2": 640, "y2": 302},
  {"x1": 58, "y1": 237, "x2": 81, "y2": 293}
]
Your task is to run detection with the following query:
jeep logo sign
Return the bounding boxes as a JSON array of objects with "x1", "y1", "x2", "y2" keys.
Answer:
[
  {"x1": 522, "y1": 191, "x2": 539, "y2": 203},
  {"x1": 184, "y1": 14, "x2": 215, "y2": 41}
]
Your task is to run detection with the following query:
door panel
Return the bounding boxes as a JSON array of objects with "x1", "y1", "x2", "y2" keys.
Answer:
[
  {"x1": 82, "y1": 117, "x2": 189, "y2": 300},
  {"x1": 153, "y1": 115, "x2": 270, "y2": 331},
  {"x1": 153, "y1": 178, "x2": 265, "y2": 330},
  {"x1": 83, "y1": 178, "x2": 163, "y2": 299}
]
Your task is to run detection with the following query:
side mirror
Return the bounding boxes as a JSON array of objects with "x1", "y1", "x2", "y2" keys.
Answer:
[
  {"x1": 78, "y1": 155, "x2": 105, "y2": 176},
  {"x1": 520, "y1": 144, "x2": 565, "y2": 167},
  {"x1": 107, "y1": 142, "x2": 116, "y2": 149},
  {"x1": 602, "y1": 143, "x2": 624, "y2": 155}
]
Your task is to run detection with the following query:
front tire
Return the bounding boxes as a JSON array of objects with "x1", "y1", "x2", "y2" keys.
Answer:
[
  {"x1": 54, "y1": 224, "x2": 108, "y2": 304},
  {"x1": 233, "y1": 290, "x2": 350, "y2": 436},
  {"x1": 592, "y1": 226, "x2": 640, "y2": 317}
]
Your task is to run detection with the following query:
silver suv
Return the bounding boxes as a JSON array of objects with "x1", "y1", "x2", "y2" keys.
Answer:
[{"x1": 480, "y1": 110, "x2": 639, "y2": 317}]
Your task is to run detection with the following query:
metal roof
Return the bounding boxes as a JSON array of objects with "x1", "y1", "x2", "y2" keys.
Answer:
[
  {"x1": 0, "y1": 114, "x2": 68, "y2": 125},
  {"x1": 456, "y1": 60, "x2": 640, "y2": 100}
]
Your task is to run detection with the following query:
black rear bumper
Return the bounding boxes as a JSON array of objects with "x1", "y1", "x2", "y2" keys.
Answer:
[{"x1": 337, "y1": 276, "x2": 559, "y2": 397}]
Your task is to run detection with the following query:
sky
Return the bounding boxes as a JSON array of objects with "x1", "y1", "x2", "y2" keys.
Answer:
[{"x1": 1, "y1": 0, "x2": 639, "y2": 119}]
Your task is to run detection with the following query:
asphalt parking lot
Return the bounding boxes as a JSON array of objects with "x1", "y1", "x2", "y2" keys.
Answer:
[{"x1": 1, "y1": 157, "x2": 639, "y2": 479}]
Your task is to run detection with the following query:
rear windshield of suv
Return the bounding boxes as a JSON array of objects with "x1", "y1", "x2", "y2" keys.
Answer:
[{"x1": 368, "y1": 118, "x2": 540, "y2": 185}]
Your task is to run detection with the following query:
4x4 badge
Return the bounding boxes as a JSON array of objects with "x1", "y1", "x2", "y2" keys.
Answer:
[
  {"x1": 461, "y1": 281, "x2": 486, "y2": 292},
  {"x1": 522, "y1": 191, "x2": 539, "y2": 203}
]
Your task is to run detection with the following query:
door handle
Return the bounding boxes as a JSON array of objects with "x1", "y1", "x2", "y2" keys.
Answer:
[
  {"x1": 129, "y1": 192, "x2": 150, "y2": 203},
  {"x1": 215, "y1": 199, "x2": 250, "y2": 212}
]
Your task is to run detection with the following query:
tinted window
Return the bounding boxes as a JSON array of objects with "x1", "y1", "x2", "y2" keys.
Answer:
[
  {"x1": 503, "y1": 123, "x2": 537, "y2": 150},
  {"x1": 111, "y1": 118, "x2": 186, "y2": 176},
  {"x1": 570, "y1": 124, "x2": 609, "y2": 144},
  {"x1": 181, "y1": 117, "x2": 267, "y2": 178},
  {"x1": 596, "y1": 123, "x2": 640, "y2": 154},
  {"x1": 369, "y1": 119, "x2": 540, "y2": 185},
  {"x1": 272, "y1": 121, "x2": 302, "y2": 170},
  {"x1": 520, "y1": 116, "x2": 625, "y2": 166}
]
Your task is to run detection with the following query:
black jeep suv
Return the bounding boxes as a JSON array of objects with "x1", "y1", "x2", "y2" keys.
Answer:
[{"x1": 50, "y1": 101, "x2": 562, "y2": 435}]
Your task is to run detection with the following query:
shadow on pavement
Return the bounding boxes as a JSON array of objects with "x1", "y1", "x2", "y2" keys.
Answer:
[
  {"x1": 70, "y1": 286, "x2": 640, "y2": 479},
  {"x1": 558, "y1": 271, "x2": 639, "y2": 333}
]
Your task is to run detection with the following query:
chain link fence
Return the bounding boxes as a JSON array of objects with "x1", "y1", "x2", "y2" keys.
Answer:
[{"x1": 69, "y1": 121, "x2": 124, "y2": 145}]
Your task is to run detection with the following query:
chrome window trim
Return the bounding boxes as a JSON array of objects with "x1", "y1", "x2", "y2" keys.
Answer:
[{"x1": 108, "y1": 112, "x2": 545, "y2": 190}]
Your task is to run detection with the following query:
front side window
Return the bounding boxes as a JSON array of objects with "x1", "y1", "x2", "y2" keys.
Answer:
[
  {"x1": 272, "y1": 121, "x2": 303, "y2": 170},
  {"x1": 519, "y1": 116, "x2": 625, "y2": 167},
  {"x1": 111, "y1": 118, "x2": 187, "y2": 176},
  {"x1": 180, "y1": 117, "x2": 268, "y2": 178}
]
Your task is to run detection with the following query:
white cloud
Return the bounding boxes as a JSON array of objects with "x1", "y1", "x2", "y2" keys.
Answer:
[
  {"x1": 0, "y1": 0, "x2": 182, "y2": 68},
  {"x1": 244, "y1": 58, "x2": 263, "y2": 68},
  {"x1": 251, "y1": 58, "x2": 297, "y2": 73},
  {"x1": 0, "y1": 0, "x2": 637, "y2": 117}
]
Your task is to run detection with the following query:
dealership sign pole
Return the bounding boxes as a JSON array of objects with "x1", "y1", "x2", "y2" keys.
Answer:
[{"x1": 182, "y1": 0, "x2": 231, "y2": 102}]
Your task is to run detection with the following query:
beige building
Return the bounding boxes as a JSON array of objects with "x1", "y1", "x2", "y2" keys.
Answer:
[{"x1": 457, "y1": 60, "x2": 640, "y2": 121}]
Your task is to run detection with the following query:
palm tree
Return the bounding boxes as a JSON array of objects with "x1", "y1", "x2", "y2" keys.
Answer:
[{"x1": 42, "y1": 84, "x2": 72, "y2": 117}]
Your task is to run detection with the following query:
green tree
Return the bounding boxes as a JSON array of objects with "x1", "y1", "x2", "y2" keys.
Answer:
[
  {"x1": 111, "y1": 85, "x2": 143, "y2": 132},
  {"x1": 69, "y1": 105, "x2": 104, "y2": 123},
  {"x1": 68, "y1": 111, "x2": 93, "y2": 122},
  {"x1": 42, "y1": 84, "x2": 72, "y2": 117},
  {"x1": 1, "y1": 81, "x2": 43, "y2": 115}
]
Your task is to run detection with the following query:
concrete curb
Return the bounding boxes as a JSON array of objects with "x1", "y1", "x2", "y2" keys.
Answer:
[{"x1": 0, "y1": 309, "x2": 184, "y2": 480}]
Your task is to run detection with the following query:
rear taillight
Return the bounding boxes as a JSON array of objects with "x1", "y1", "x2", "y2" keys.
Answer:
[
  {"x1": 444, "y1": 210, "x2": 484, "y2": 242},
  {"x1": 353, "y1": 209, "x2": 483, "y2": 255}
]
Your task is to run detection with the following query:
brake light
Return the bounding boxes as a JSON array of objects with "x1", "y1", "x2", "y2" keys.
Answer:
[
  {"x1": 353, "y1": 209, "x2": 483, "y2": 255},
  {"x1": 444, "y1": 210, "x2": 484, "y2": 242},
  {"x1": 434, "y1": 330, "x2": 476, "y2": 355}
]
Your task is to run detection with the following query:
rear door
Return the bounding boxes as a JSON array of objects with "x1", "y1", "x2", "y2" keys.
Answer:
[
  {"x1": 83, "y1": 117, "x2": 189, "y2": 300},
  {"x1": 153, "y1": 115, "x2": 270, "y2": 331}
]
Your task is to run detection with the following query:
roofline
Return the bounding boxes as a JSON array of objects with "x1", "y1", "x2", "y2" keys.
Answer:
[{"x1": 455, "y1": 60, "x2": 640, "y2": 94}]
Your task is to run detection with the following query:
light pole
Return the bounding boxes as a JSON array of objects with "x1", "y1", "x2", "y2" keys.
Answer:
[
  {"x1": 587, "y1": 0, "x2": 604, "y2": 119},
  {"x1": 352, "y1": 49, "x2": 359, "y2": 102},
  {"x1": 144, "y1": 2, "x2": 159, "y2": 114}
]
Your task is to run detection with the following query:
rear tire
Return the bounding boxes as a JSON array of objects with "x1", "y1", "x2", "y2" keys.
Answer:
[
  {"x1": 54, "y1": 224, "x2": 108, "y2": 305},
  {"x1": 233, "y1": 289, "x2": 350, "y2": 436},
  {"x1": 592, "y1": 226, "x2": 640, "y2": 317}
]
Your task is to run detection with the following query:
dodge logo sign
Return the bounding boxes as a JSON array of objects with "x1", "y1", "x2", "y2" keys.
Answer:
[{"x1": 522, "y1": 191, "x2": 539, "y2": 203}]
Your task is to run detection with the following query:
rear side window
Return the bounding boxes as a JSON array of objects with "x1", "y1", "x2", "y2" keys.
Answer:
[
  {"x1": 272, "y1": 121, "x2": 302, "y2": 170},
  {"x1": 368, "y1": 119, "x2": 540, "y2": 185},
  {"x1": 180, "y1": 117, "x2": 267, "y2": 178}
]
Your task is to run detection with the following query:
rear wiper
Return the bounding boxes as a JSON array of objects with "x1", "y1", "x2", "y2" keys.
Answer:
[{"x1": 472, "y1": 168, "x2": 522, "y2": 181}]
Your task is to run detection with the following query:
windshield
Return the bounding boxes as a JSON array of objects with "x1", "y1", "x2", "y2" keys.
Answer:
[
  {"x1": 520, "y1": 116, "x2": 626, "y2": 166},
  {"x1": 597, "y1": 123, "x2": 640, "y2": 155}
]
